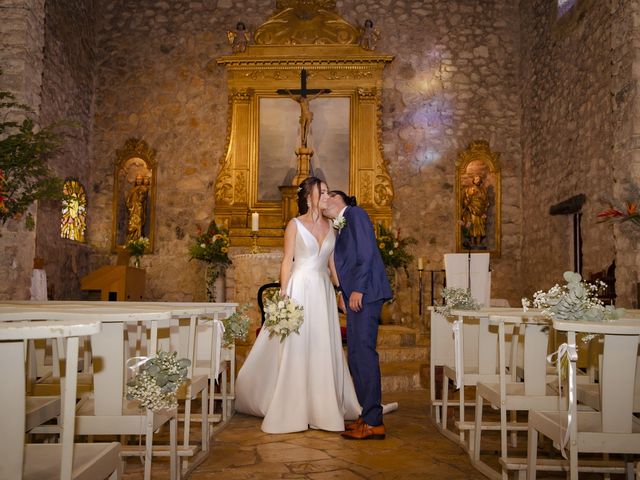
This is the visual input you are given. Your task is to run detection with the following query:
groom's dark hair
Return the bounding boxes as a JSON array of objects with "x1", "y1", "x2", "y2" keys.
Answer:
[{"x1": 329, "y1": 190, "x2": 357, "y2": 207}]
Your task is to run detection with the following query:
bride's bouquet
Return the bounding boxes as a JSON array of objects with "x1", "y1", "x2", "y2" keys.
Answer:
[{"x1": 263, "y1": 291, "x2": 304, "y2": 342}]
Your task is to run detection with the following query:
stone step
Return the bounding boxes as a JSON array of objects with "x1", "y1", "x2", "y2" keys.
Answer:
[
  {"x1": 376, "y1": 325, "x2": 417, "y2": 347},
  {"x1": 380, "y1": 361, "x2": 427, "y2": 392},
  {"x1": 377, "y1": 345, "x2": 428, "y2": 363}
]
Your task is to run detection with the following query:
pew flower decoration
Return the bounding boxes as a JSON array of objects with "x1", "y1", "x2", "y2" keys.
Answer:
[
  {"x1": 126, "y1": 351, "x2": 191, "y2": 411},
  {"x1": 221, "y1": 303, "x2": 251, "y2": 346},
  {"x1": 263, "y1": 291, "x2": 304, "y2": 342},
  {"x1": 523, "y1": 271, "x2": 624, "y2": 323},
  {"x1": 435, "y1": 287, "x2": 481, "y2": 318}
]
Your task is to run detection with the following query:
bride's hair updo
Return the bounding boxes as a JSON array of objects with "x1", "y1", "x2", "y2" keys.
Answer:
[
  {"x1": 329, "y1": 190, "x2": 357, "y2": 207},
  {"x1": 297, "y1": 177, "x2": 323, "y2": 215}
]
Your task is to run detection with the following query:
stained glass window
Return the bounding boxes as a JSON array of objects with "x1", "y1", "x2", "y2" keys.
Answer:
[
  {"x1": 61, "y1": 179, "x2": 87, "y2": 242},
  {"x1": 558, "y1": 0, "x2": 577, "y2": 17}
]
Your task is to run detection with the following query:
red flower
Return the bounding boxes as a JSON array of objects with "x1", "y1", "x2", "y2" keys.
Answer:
[{"x1": 597, "y1": 207, "x2": 624, "y2": 219}]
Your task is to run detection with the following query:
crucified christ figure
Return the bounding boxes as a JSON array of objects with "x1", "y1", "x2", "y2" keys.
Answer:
[{"x1": 283, "y1": 90, "x2": 324, "y2": 149}]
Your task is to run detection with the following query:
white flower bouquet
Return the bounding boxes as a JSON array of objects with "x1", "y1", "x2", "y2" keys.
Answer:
[
  {"x1": 126, "y1": 351, "x2": 191, "y2": 411},
  {"x1": 263, "y1": 291, "x2": 304, "y2": 342},
  {"x1": 435, "y1": 287, "x2": 481, "y2": 318}
]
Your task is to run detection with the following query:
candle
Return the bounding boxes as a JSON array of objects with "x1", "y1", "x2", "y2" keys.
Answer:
[
  {"x1": 251, "y1": 212, "x2": 259, "y2": 231},
  {"x1": 418, "y1": 257, "x2": 423, "y2": 270}
]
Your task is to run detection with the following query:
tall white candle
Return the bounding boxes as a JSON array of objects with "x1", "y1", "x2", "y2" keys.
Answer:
[
  {"x1": 251, "y1": 212, "x2": 259, "y2": 231},
  {"x1": 418, "y1": 257, "x2": 423, "y2": 270}
]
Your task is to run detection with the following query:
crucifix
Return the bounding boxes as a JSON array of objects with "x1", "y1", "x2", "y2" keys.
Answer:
[{"x1": 276, "y1": 69, "x2": 331, "y2": 149}]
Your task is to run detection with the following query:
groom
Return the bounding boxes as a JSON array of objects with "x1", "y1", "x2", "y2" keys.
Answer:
[{"x1": 325, "y1": 191, "x2": 392, "y2": 440}]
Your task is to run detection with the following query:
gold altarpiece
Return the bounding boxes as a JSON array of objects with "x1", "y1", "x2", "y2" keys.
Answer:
[{"x1": 213, "y1": 0, "x2": 394, "y2": 247}]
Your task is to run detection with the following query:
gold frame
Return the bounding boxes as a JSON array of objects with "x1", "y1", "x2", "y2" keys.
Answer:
[
  {"x1": 212, "y1": 2, "x2": 394, "y2": 247},
  {"x1": 455, "y1": 140, "x2": 501, "y2": 257},
  {"x1": 111, "y1": 138, "x2": 157, "y2": 253}
]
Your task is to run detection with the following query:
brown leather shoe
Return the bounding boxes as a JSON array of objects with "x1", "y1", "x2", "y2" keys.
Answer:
[
  {"x1": 341, "y1": 422, "x2": 386, "y2": 440},
  {"x1": 344, "y1": 417, "x2": 364, "y2": 431}
]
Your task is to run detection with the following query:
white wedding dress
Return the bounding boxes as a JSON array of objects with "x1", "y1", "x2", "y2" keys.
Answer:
[{"x1": 235, "y1": 218, "x2": 361, "y2": 433}]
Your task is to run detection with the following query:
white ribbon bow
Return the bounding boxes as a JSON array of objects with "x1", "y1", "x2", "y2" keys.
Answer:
[
  {"x1": 212, "y1": 319, "x2": 225, "y2": 384},
  {"x1": 452, "y1": 319, "x2": 463, "y2": 389},
  {"x1": 546, "y1": 342, "x2": 578, "y2": 458},
  {"x1": 126, "y1": 356, "x2": 150, "y2": 372}
]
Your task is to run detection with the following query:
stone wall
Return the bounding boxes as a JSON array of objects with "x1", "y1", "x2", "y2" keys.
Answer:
[
  {"x1": 89, "y1": 0, "x2": 523, "y2": 331},
  {"x1": 519, "y1": 0, "x2": 637, "y2": 306},
  {"x1": 35, "y1": 0, "x2": 97, "y2": 299},
  {"x1": 0, "y1": 0, "x2": 46, "y2": 300}
]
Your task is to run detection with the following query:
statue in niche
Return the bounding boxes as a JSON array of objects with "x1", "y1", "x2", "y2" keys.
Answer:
[
  {"x1": 126, "y1": 174, "x2": 149, "y2": 242},
  {"x1": 461, "y1": 174, "x2": 489, "y2": 248},
  {"x1": 358, "y1": 19, "x2": 380, "y2": 51},
  {"x1": 227, "y1": 21, "x2": 251, "y2": 53}
]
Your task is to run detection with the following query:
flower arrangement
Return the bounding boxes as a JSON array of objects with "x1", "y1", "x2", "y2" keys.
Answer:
[
  {"x1": 189, "y1": 220, "x2": 231, "y2": 266},
  {"x1": 125, "y1": 236, "x2": 149, "y2": 268},
  {"x1": 597, "y1": 200, "x2": 640, "y2": 228},
  {"x1": 376, "y1": 223, "x2": 416, "y2": 273},
  {"x1": 221, "y1": 303, "x2": 251, "y2": 346},
  {"x1": 263, "y1": 291, "x2": 304, "y2": 342},
  {"x1": 522, "y1": 271, "x2": 624, "y2": 322},
  {"x1": 435, "y1": 287, "x2": 481, "y2": 318},
  {"x1": 126, "y1": 236, "x2": 149, "y2": 257},
  {"x1": 125, "y1": 351, "x2": 191, "y2": 411}
]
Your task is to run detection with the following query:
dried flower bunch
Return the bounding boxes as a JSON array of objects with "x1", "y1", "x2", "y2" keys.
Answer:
[
  {"x1": 221, "y1": 303, "x2": 251, "y2": 346},
  {"x1": 434, "y1": 287, "x2": 481, "y2": 318},
  {"x1": 126, "y1": 351, "x2": 191, "y2": 411},
  {"x1": 522, "y1": 271, "x2": 624, "y2": 322}
]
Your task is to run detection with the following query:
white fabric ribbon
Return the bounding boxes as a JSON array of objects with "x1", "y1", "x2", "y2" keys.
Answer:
[
  {"x1": 126, "y1": 356, "x2": 150, "y2": 372},
  {"x1": 546, "y1": 342, "x2": 578, "y2": 458},
  {"x1": 212, "y1": 319, "x2": 225, "y2": 384},
  {"x1": 452, "y1": 319, "x2": 463, "y2": 389}
]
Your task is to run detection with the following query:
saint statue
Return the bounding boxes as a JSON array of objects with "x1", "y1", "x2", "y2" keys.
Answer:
[
  {"x1": 126, "y1": 174, "x2": 149, "y2": 242},
  {"x1": 461, "y1": 175, "x2": 489, "y2": 247}
]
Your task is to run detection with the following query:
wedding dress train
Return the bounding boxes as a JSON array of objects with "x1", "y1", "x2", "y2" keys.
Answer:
[{"x1": 235, "y1": 219, "x2": 361, "y2": 433}]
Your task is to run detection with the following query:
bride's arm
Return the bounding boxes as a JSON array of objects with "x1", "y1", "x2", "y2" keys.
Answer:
[
  {"x1": 279, "y1": 219, "x2": 296, "y2": 295},
  {"x1": 328, "y1": 252, "x2": 340, "y2": 288}
]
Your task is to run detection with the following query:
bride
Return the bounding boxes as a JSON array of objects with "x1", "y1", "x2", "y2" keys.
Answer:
[{"x1": 235, "y1": 176, "x2": 361, "y2": 433}]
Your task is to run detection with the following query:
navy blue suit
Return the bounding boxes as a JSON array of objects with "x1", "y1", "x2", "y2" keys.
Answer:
[{"x1": 334, "y1": 206, "x2": 392, "y2": 426}]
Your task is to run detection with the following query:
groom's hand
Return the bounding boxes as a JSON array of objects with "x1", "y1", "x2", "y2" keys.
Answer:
[{"x1": 349, "y1": 291, "x2": 363, "y2": 312}]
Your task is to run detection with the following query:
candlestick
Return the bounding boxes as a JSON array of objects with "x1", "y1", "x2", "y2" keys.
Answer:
[
  {"x1": 250, "y1": 231, "x2": 259, "y2": 254},
  {"x1": 251, "y1": 212, "x2": 259, "y2": 231},
  {"x1": 418, "y1": 257, "x2": 424, "y2": 271}
]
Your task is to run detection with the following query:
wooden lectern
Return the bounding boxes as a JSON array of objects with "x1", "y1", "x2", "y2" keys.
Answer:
[{"x1": 81, "y1": 265, "x2": 145, "y2": 301}]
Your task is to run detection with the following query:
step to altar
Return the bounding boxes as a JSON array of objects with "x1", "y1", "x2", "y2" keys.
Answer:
[{"x1": 377, "y1": 325, "x2": 428, "y2": 393}]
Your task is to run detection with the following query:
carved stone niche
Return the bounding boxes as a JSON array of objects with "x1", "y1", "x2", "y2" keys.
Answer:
[
  {"x1": 213, "y1": 0, "x2": 395, "y2": 248},
  {"x1": 455, "y1": 140, "x2": 501, "y2": 257},
  {"x1": 111, "y1": 138, "x2": 157, "y2": 253}
]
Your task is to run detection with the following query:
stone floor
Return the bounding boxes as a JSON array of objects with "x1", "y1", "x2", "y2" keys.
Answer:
[{"x1": 124, "y1": 390, "x2": 486, "y2": 479}]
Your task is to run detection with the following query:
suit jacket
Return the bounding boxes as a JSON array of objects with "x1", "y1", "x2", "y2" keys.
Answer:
[{"x1": 334, "y1": 206, "x2": 392, "y2": 304}]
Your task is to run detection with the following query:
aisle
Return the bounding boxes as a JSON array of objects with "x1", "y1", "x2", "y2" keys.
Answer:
[{"x1": 177, "y1": 391, "x2": 483, "y2": 480}]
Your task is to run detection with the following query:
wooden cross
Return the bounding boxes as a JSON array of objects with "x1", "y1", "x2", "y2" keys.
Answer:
[
  {"x1": 277, "y1": 69, "x2": 331, "y2": 149},
  {"x1": 276, "y1": 68, "x2": 331, "y2": 98}
]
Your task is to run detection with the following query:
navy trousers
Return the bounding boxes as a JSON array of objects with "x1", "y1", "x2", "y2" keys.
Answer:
[{"x1": 346, "y1": 299, "x2": 383, "y2": 426}]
